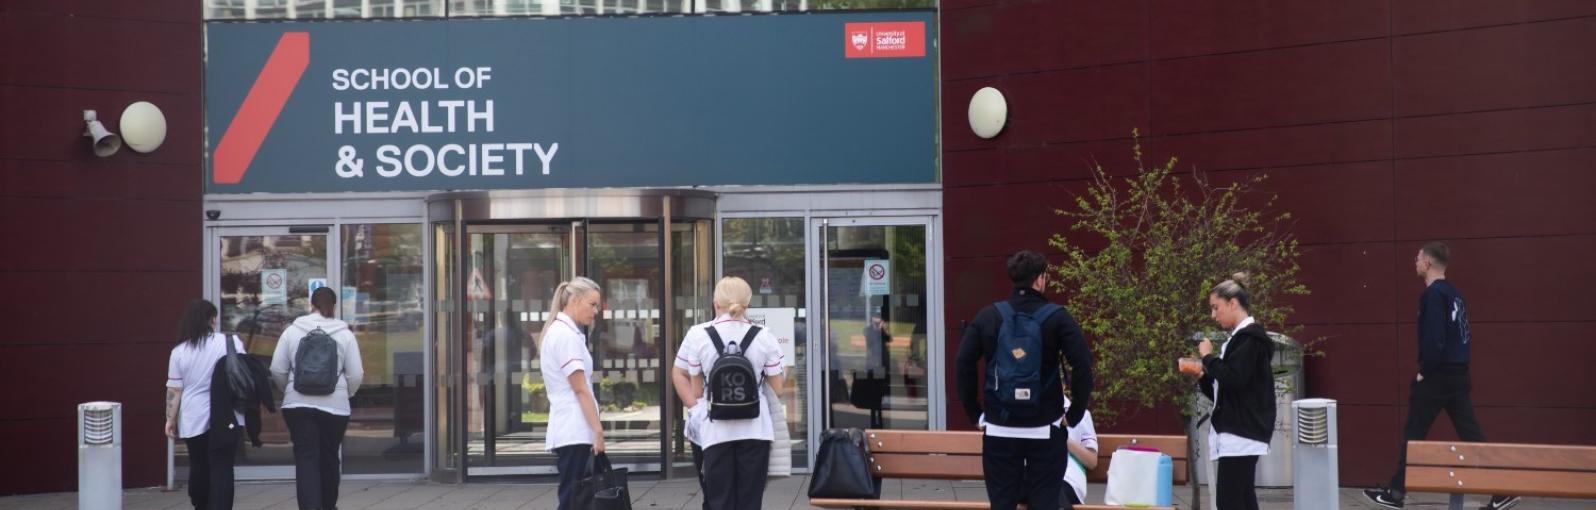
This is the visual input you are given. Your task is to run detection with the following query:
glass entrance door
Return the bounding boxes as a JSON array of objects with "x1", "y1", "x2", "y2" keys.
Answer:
[
  {"x1": 817, "y1": 218, "x2": 935, "y2": 434},
  {"x1": 204, "y1": 226, "x2": 334, "y2": 478},
  {"x1": 454, "y1": 220, "x2": 711, "y2": 475}
]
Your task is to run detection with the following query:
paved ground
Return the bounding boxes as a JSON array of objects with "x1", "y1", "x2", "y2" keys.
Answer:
[{"x1": 5, "y1": 476, "x2": 1593, "y2": 509}]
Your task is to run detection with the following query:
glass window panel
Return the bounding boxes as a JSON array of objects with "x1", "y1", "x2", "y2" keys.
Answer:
[
  {"x1": 340, "y1": 224, "x2": 426, "y2": 473},
  {"x1": 824, "y1": 224, "x2": 929, "y2": 431},
  {"x1": 720, "y1": 217, "x2": 808, "y2": 468}
]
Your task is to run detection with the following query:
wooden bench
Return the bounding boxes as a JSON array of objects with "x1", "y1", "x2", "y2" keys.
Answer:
[
  {"x1": 810, "y1": 430, "x2": 1187, "y2": 510},
  {"x1": 1405, "y1": 440, "x2": 1596, "y2": 499}
]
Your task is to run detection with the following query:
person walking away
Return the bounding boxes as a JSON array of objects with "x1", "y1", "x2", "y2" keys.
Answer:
[
  {"x1": 166, "y1": 299, "x2": 246, "y2": 510},
  {"x1": 271, "y1": 287, "x2": 365, "y2": 510}
]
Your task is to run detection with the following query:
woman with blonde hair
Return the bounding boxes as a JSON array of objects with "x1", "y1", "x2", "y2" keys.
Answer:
[
  {"x1": 538, "y1": 276, "x2": 606, "y2": 510},
  {"x1": 671, "y1": 276, "x2": 786, "y2": 510}
]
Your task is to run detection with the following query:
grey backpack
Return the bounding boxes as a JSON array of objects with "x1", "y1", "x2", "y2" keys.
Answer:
[{"x1": 292, "y1": 327, "x2": 340, "y2": 396}]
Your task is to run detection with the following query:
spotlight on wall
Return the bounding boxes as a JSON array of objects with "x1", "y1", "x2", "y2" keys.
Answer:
[
  {"x1": 120, "y1": 102, "x2": 167, "y2": 153},
  {"x1": 967, "y1": 87, "x2": 1008, "y2": 139},
  {"x1": 83, "y1": 110, "x2": 122, "y2": 157}
]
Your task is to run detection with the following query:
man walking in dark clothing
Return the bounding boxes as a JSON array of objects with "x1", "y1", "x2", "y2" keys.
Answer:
[
  {"x1": 1364, "y1": 242, "x2": 1519, "y2": 510},
  {"x1": 956, "y1": 251, "x2": 1094, "y2": 510}
]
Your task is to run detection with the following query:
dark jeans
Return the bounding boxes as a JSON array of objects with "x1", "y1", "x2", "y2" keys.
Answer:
[
  {"x1": 981, "y1": 426, "x2": 1068, "y2": 510},
  {"x1": 283, "y1": 408, "x2": 350, "y2": 510},
  {"x1": 1388, "y1": 369, "x2": 1486, "y2": 495},
  {"x1": 554, "y1": 444, "x2": 595, "y2": 510},
  {"x1": 1217, "y1": 455, "x2": 1260, "y2": 510},
  {"x1": 184, "y1": 425, "x2": 242, "y2": 510},
  {"x1": 702, "y1": 439, "x2": 771, "y2": 510}
]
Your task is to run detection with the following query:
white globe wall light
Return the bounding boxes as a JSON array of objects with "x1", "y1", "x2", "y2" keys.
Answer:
[
  {"x1": 967, "y1": 86, "x2": 1007, "y2": 139},
  {"x1": 120, "y1": 101, "x2": 167, "y2": 153}
]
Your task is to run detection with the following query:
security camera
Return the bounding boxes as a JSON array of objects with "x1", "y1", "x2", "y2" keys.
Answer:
[
  {"x1": 205, "y1": 210, "x2": 221, "y2": 221},
  {"x1": 83, "y1": 110, "x2": 122, "y2": 157}
]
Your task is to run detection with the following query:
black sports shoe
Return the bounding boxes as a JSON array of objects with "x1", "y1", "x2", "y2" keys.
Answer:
[
  {"x1": 1362, "y1": 488, "x2": 1404, "y2": 509},
  {"x1": 1480, "y1": 495, "x2": 1522, "y2": 510}
]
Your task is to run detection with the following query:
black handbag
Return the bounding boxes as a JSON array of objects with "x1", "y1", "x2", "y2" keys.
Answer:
[
  {"x1": 571, "y1": 453, "x2": 632, "y2": 510},
  {"x1": 807, "y1": 428, "x2": 881, "y2": 499},
  {"x1": 848, "y1": 370, "x2": 887, "y2": 410}
]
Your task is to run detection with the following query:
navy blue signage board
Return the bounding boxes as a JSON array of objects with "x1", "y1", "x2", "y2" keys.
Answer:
[{"x1": 204, "y1": 12, "x2": 937, "y2": 193}]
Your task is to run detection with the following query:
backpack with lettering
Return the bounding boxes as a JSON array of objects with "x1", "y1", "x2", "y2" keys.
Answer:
[
  {"x1": 705, "y1": 326, "x2": 763, "y2": 421},
  {"x1": 293, "y1": 327, "x2": 340, "y2": 396},
  {"x1": 984, "y1": 301, "x2": 1062, "y2": 422}
]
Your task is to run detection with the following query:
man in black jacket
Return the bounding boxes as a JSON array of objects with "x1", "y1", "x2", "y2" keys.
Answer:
[
  {"x1": 956, "y1": 251, "x2": 1093, "y2": 510},
  {"x1": 1364, "y1": 243, "x2": 1519, "y2": 510}
]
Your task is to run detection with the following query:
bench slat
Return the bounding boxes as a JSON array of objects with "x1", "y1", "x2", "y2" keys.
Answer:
[
  {"x1": 1408, "y1": 441, "x2": 1596, "y2": 472},
  {"x1": 871, "y1": 453, "x2": 984, "y2": 479},
  {"x1": 867, "y1": 430, "x2": 984, "y2": 455},
  {"x1": 1406, "y1": 466, "x2": 1596, "y2": 498},
  {"x1": 1095, "y1": 436, "x2": 1189, "y2": 460}
]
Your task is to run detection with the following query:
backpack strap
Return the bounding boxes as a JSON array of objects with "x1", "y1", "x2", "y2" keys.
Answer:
[
  {"x1": 1035, "y1": 303, "x2": 1064, "y2": 322},
  {"x1": 706, "y1": 326, "x2": 727, "y2": 356},
  {"x1": 736, "y1": 326, "x2": 763, "y2": 354},
  {"x1": 995, "y1": 301, "x2": 1015, "y2": 322}
]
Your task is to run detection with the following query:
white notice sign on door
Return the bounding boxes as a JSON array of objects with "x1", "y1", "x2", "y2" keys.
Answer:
[
  {"x1": 261, "y1": 269, "x2": 287, "y2": 306},
  {"x1": 863, "y1": 259, "x2": 891, "y2": 296},
  {"x1": 746, "y1": 307, "x2": 798, "y2": 367}
]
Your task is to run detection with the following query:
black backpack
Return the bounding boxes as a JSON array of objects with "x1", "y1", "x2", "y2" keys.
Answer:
[
  {"x1": 293, "y1": 327, "x2": 340, "y2": 396},
  {"x1": 705, "y1": 326, "x2": 763, "y2": 421}
]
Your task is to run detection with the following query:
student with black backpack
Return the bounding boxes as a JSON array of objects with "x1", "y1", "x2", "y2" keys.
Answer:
[
  {"x1": 270, "y1": 287, "x2": 364, "y2": 510},
  {"x1": 671, "y1": 276, "x2": 787, "y2": 510},
  {"x1": 955, "y1": 251, "x2": 1094, "y2": 510}
]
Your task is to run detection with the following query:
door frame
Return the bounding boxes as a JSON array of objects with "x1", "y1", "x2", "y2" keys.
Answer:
[
  {"x1": 807, "y1": 214, "x2": 946, "y2": 467},
  {"x1": 202, "y1": 224, "x2": 340, "y2": 481}
]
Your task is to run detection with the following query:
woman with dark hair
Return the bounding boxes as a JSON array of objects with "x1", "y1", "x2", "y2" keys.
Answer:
[
  {"x1": 1193, "y1": 272, "x2": 1275, "y2": 510},
  {"x1": 270, "y1": 287, "x2": 364, "y2": 510},
  {"x1": 166, "y1": 299, "x2": 246, "y2": 509}
]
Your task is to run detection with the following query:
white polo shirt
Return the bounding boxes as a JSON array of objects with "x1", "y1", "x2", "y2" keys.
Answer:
[
  {"x1": 166, "y1": 333, "x2": 245, "y2": 439},
  {"x1": 540, "y1": 313, "x2": 598, "y2": 452},
  {"x1": 675, "y1": 315, "x2": 785, "y2": 449}
]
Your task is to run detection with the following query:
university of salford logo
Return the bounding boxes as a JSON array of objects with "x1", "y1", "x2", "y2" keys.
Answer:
[
  {"x1": 213, "y1": 32, "x2": 311, "y2": 185},
  {"x1": 843, "y1": 22, "x2": 926, "y2": 59}
]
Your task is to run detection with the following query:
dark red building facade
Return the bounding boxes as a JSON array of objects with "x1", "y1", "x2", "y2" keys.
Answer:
[
  {"x1": 941, "y1": 1, "x2": 1596, "y2": 486},
  {"x1": 0, "y1": 0, "x2": 204, "y2": 494}
]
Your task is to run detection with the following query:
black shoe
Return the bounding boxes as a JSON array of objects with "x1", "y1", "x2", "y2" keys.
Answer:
[
  {"x1": 1480, "y1": 495, "x2": 1521, "y2": 510},
  {"x1": 1363, "y1": 488, "x2": 1404, "y2": 509}
]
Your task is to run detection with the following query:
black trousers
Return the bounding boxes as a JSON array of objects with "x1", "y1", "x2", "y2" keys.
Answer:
[
  {"x1": 1216, "y1": 455, "x2": 1260, "y2": 510},
  {"x1": 981, "y1": 426, "x2": 1068, "y2": 510},
  {"x1": 184, "y1": 424, "x2": 242, "y2": 510},
  {"x1": 1058, "y1": 481, "x2": 1081, "y2": 509},
  {"x1": 554, "y1": 444, "x2": 595, "y2": 510},
  {"x1": 283, "y1": 408, "x2": 350, "y2": 510},
  {"x1": 1388, "y1": 369, "x2": 1486, "y2": 495},
  {"x1": 691, "y1": 443, "x2": 710, "y2": 510},
  {"x1": 702, "y1": 439, "x2": 771, "y2": 510}
]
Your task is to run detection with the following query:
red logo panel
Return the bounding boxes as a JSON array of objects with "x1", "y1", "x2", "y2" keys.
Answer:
[{"x1": 844, "y1": 22, "x2": 926, "y2": 59}]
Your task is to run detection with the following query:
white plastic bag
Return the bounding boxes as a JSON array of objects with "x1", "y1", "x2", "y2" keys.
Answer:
[{"x1": 1104, "y1": 447, "x2": 1161, "y2": 505}]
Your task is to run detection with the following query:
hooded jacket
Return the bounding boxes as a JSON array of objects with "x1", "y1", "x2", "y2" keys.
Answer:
[{"x1": 270, "y1": 314, "x2": 365, "y2": 416}]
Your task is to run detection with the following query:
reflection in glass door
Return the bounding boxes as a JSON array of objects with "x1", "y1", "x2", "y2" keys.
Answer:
[
  {"x1": 820, "y1": 220, "x2": 932, "y2": 432},
  {"x1": 205, "y1": 229, "x2": 332, "y2": 476},
  {"x1": 466, "y1": 224, "x2": 577, "y2": 470}
]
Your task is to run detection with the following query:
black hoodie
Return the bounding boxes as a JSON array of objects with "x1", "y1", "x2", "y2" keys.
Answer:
[{"x1": 1199, "y1": 322, "x2": 1275, "y2": 444}]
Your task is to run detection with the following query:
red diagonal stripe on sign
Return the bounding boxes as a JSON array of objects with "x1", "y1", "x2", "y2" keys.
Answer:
[{"x1": 213, "y1": 32, "x2": 310, "y2": 185}]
